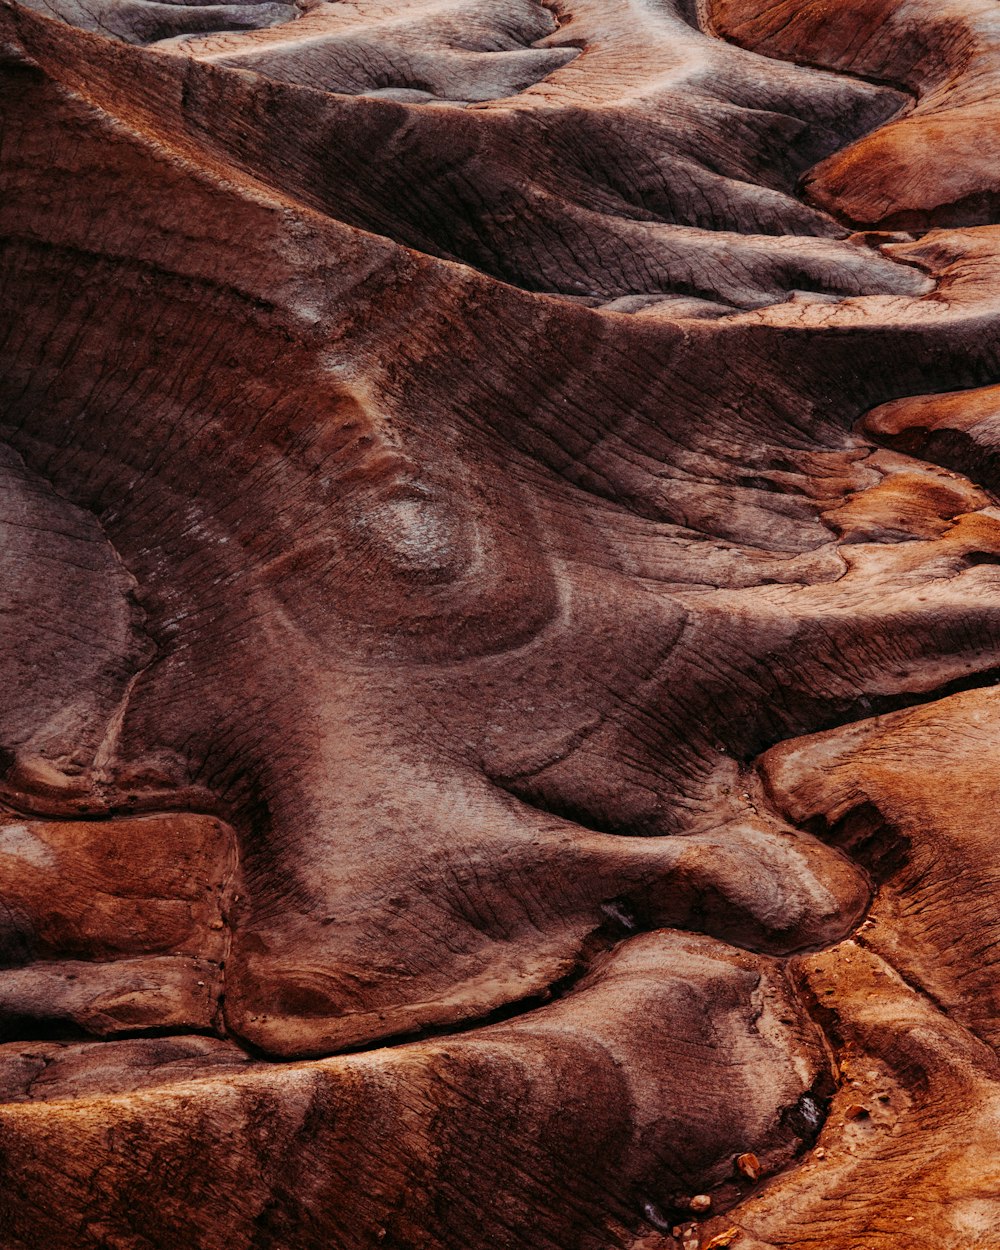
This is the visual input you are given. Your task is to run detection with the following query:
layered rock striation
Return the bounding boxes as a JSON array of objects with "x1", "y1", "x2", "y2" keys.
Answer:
[{"x1": 3, "y1": 0, "x2": 1000, "y2": 1246}]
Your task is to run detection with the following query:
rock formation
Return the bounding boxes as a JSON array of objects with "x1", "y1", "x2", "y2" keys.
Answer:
[{"x1": 2, "y1": 0, "x2": 1000, "y2": 1245}]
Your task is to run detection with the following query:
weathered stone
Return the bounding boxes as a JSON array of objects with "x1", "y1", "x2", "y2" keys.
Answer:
[{"x1": 3, "y1": 0, "x2": 1000, "y2": 1245}]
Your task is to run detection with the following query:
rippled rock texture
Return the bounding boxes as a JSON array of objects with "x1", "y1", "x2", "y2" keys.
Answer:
[{"x1": 3, "y1": 0, "x2": 1000, "y2": 1246}]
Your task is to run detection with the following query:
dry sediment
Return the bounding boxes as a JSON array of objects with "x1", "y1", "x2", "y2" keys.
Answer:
[{"x1": 3, "y1": 0, "x2": 1000, "y2": 1245}]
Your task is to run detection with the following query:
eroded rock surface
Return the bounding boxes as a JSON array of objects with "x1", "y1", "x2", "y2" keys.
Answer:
[{"x1": 2, "y1": 0, "x2": 1000, "y2": 1246}]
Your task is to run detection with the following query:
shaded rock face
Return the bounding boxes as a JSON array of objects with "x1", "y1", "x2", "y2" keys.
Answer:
[{"x1": 3, "y1": 0, "x2": 1000, "y2": 1245}]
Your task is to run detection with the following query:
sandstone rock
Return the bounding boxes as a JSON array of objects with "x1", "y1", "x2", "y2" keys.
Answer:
[{"x1": 3, "y1": 0, "x2": 1000, "y2": 1245}]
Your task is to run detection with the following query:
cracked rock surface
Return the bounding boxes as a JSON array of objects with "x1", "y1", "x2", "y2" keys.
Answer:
[{"x1": 2, "y1": 0, "x2": 1000, "y2": 1245}]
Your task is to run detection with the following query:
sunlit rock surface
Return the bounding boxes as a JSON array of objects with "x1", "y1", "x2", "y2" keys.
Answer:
[{"x1": 3, "y1": 0, "x2": 1000, "y2": 1245}]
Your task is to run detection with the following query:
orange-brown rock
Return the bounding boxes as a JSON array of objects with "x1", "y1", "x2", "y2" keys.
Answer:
[{"x1": 3, "y1": 0, "x2": 1000, "y2": 1246}]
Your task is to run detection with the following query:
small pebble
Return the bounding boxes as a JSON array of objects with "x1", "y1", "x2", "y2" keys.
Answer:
[
  {"x1": 704, "y1": 1229, "x2": 742, "y2": 1249},
  {"x1": 736, "y1": 1152, "x2": 761, "y2": 1181},
  {"x1": 689, "y1": 1194, "x2": 712, "y2": 1213},
  {"x1": 681, "y1": 1229, "x2": 700, "y2": 1250}
]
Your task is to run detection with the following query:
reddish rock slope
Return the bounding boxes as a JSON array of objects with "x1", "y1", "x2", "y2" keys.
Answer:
[{"x1": 3, "y1": 0, "x2": 1000, "y2": 1246}]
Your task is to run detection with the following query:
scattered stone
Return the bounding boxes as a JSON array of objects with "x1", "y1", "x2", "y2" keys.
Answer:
[
  {"x1": 704, "y1": 1229, "x2": 742, "y2": 1249},
  {"x1": 736, "y1": 1151, "x2": 761, "y2": 1181},
  {"x1": 673, "y1": 1223, "x2": 700, "y2": 1250}
]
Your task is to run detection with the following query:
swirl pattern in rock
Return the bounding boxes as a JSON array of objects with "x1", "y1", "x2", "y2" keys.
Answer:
[{"x1": 3, "y1": 0, "x2": 1000, "y2": 1246}]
